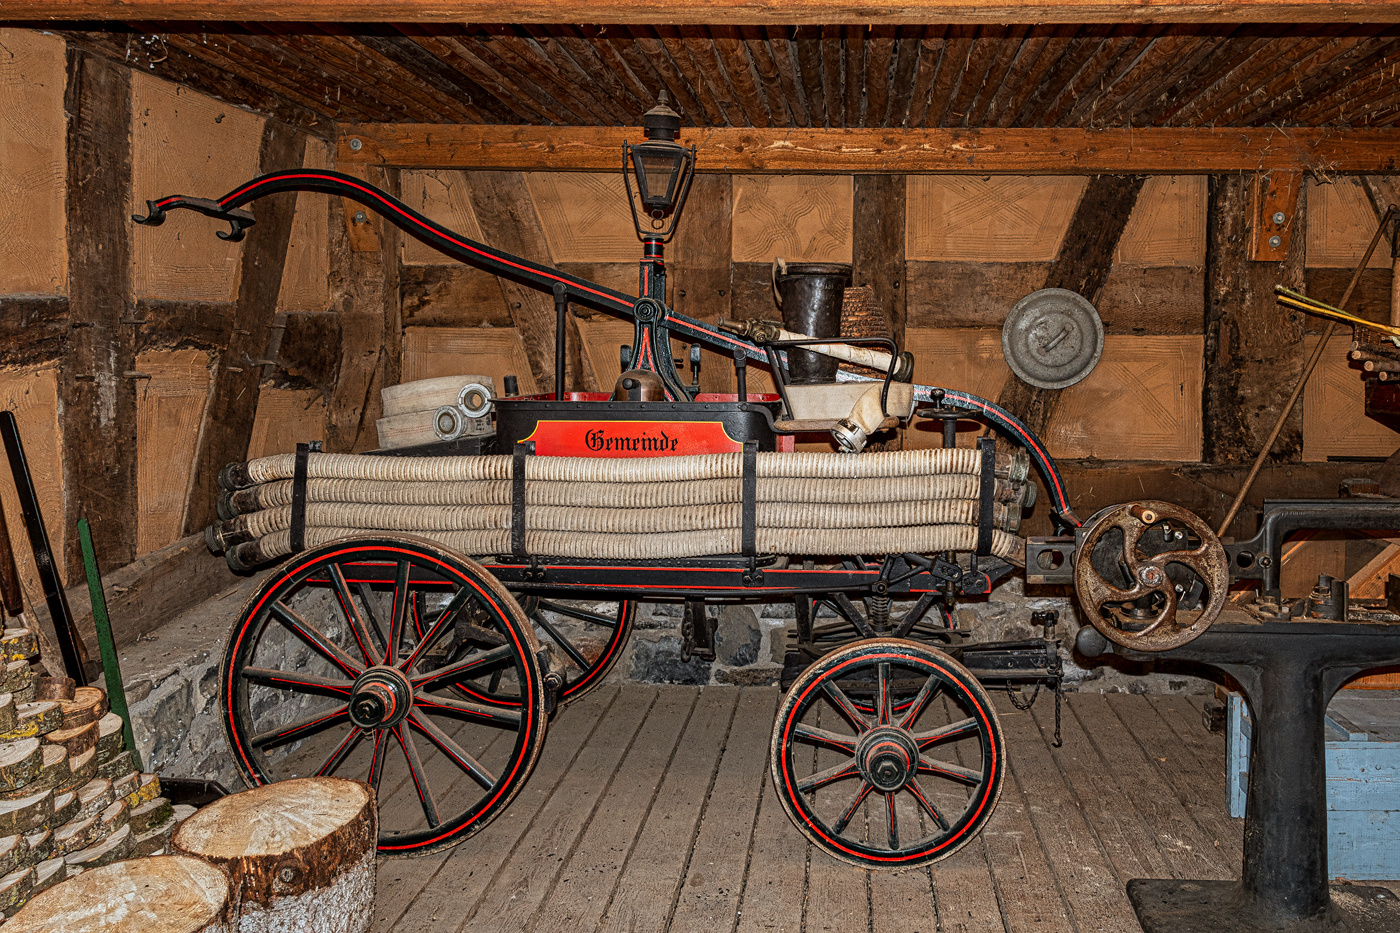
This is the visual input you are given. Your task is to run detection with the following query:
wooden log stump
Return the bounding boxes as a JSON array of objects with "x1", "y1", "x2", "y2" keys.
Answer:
[
  {"x1": 95, "y1": 713, "x2": 124, "y2": 763},
  {"x1": 2, "y1": 701, "x2": 60, "y2": 740},
  {"x1": 173, "y1": 777, "x2": 375, "y2": 933},
  {"x1": 35, "y1": 677, "x2": 74, "y2": 703},
  {"x1": 0, "y1": 630, "x2": 38, "y2": 662},
  {"x1": 127, "y1": 772, "x2": 160, "y2": 808},
  {"x1": 0, "y1": 738, "x2": 41, "y2": 793},
  {"x1": 52, "y1": 789, "x2": 78, "y2": 825},
  {"x1": 0, "y1": 789, "x2": 52, "y2": 837},
  {"x1": 66, "y1": 821, "x2": 133, "y2": 871},
  {"x1": 0, "y1": 693, "x2": 17, "y2": 735},
  {"x1": 24, "y1": 828, "x2": 52, "y2": 865},
  {"x1": 30, "y1": 855, "x2": 64, "y2": 895},
  {"x1": 0, "y1": 662, "x2": 32, "y2": 696},
  {"x1": 74, "y1": 778, "x2": 114, "y2": 822},
  {"x1": 60, "y1": 747, "x2": 97, "y2": 791},
  {"x1": 5, "y1": 854, "x2": 232, "y2": 932},
  {"x1": 58, "y1": 688, "x2": 105, "y2": 730},
  {"x1": 47, "y1": 721, "x2": 98, "y2": 758},
  {"x1": 130, "y1": 796, "x2": 174, "y2": 835}
]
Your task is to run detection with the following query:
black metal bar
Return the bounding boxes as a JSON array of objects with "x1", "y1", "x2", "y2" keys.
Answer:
[
  {"x1": 741, "y1": 441, "x2": 757, "y2": 559},
  {"x1": 0, "y1": 412, "x2": 87, "y2": 684},
  {"x1": 511, "y1": 442, "x2": 532, "y2": 560},
  {"x1": 1225, "y1": 499, "x2": 1400, "y2": 599},
  {"x1": 553, "y1": 281, "x2": 568, "y2": 401},
  {"x1": 733, "y1": 347, "x2": 748, "y2": 401},
  {"x1": 975, "y1": 436, "x2": 996, "y2": 558},
  {"x1": 290, "y1": 442, "x2": 311, "y2": 555}
]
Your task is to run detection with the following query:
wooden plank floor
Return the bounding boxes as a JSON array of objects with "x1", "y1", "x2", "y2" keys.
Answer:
[{"x1": 371, "y1": 689, "x2": 1397, "y2": 933}]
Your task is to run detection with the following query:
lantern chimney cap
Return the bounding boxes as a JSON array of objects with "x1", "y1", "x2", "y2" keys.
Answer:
[{"x1": 642, "y1": 91, "x2": 681, "y2": 142}]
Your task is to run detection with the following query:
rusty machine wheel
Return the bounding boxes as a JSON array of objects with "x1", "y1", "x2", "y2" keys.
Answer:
[
  {"x1": 770, "y1": 638, "x2": 1005, "y2": 868},
  {"x1": 221, "y1": 536, "x2": 547, "y2": 856},
  {"x1": 1073, "y1": 500, "x2": 1230, "y2": 652}
]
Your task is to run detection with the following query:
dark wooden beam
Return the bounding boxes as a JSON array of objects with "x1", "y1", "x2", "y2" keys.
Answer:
[
  {"x1": 133, "y1": 299, "x2": 234, "y2": 354},
  {"x1": 338, "y1": 125, "x2": 1400, "y2": 175},
  {"x1": 995, "y1": 174, "x2": 1146, "y2": 438},
  {"x1": 401, "y1": 264, "x2": 510, "y2": 328},
  {"x1": 465, "y1": 170, "x2": 598, "y2": 394},
  {"x1": 60, "y1": 29, "x2": 332, "y2": 136},
  {"x1": 11, "y1": 1, "x2": 1400, "y2": 24},
  {"x1": 852, "y1": 175, "x2": 907, "y2": 348},
  {"x1": 60, "y1": 49, "x2": 137, "y2": 578},
  {"x1": 1202, "y1": 173, "x2": 1308, "y2": 465},
  {"x1": 326, "y1": 165, "x2": 401, "y2": 453},
  {"x1": 0, "y1": 297, "x2": 67, "y2": 368},
  {"x1": 182, "y1": 121, "x2": 305, "y2": 534}
]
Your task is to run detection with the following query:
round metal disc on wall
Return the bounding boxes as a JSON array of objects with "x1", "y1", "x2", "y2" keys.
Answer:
[{"x1": 1001, "y1": 288, "x2": 1105, "y2": 390}]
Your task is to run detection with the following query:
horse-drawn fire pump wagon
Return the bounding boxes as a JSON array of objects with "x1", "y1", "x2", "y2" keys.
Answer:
[{"x1": 137, "y1": 99, "x2": 1238, "y2": 869}]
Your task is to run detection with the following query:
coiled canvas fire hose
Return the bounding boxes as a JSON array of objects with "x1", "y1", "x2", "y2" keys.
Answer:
[{"x1": 209, "y1": 448, "x2": 1032, "y2": 569}]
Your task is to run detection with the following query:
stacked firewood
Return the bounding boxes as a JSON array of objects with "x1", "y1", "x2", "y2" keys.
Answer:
[
  {"x1": 0, "y1": 629, "x2": 193, "y2": 920},
  {"x1": 1349, "y1": 325, "x2": 1400, "y2": 381}
]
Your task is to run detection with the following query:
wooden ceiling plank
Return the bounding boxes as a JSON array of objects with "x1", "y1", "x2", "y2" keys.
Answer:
[
  {"x1": 62, "y1": 29, "x2": 333, "y2": 133},
  {"x1": 820, "y1": 24, "x2": 843, "y2": 128},
  {"x1": 980, "y1": 28, "x2": 1054, "y2": 127},
  {"x1": 740, "y1": 26, "x2": 795, "y2": 126},
  {"x1": 862, "y1": 26, "x2": 895, "y2": 128},
  {"x1": 1100, "y1": 27, "x2": 1238, "y2": 126},
  {"x1": 881, "y1": 26, "x2": 923, "y2": 127},
  {"x1": 1149, "y1": 31, "x2": 1283, "y2": 125},
  {"x1": 237, "y1": 27, "x2": 431, "y2": 121},
  {"x1": 1292, "y1": 52, "x2": 1400, "y2": 126},
  {"x1": 903, "y1": 28, "x2": 946, "y2": 127},
  {"x1": 351, "y1": 29, "x2": 509, "y2": 123},
  {"x1": 759, "y1": 25, "x2": 811, "y2": 127},
  {"x1": 926, "y1": 25, "x2": 976, "y2": 126},
  {"x1": 964, "y1": 24, "x2": 1029, "y2": 127},
  {"x1": 1019, "y1": 23, "x2": 1103, "y2": 126},
  {"x1": 1040, "y1": 30, "x2": 1154, "y2": 126},
  {"x1": 648, "y1": 26, "x2": 729, "y2": 125},
  {"x1": 1137, "y1": 28, "x2": 1264, "y2": 125},
  {"x1": 15, "y1": 1, "x2": 1400, "y2": 26},
  {"x1": 1192, "y1": 32, "x2": 1343, "y2": 125},
  {"x1": 339, "y1": 124, "x2": 1400, "y2": 174},
  {"x1": 1281, "y1": 42, "x2": 1400, "y2": 123},
  {"x1": 1233, "y1": 32, "x2": 1390, "y2": 125},
  {"x1": 585, "y1": 26, "x2": 660, "y2": 116},
  {"x1": 843, "y1": 24, "x2": 865, "y2": 127},
  {"x1": 159, "y1": 30, "x2": 396, "y2": 123},
  {"x1": 450, "y1": 29, "x2": 587, "y2": 124},
  {"x1": 516, "y1": 28, "x2": 632, "y2": 125},
  {"x1": 1005, "y1": 25, "x2": 1083, "y2": 126},
  {"x1": 315, "y1": 29, "x2": 488, "y2": 123},
  {"x1": 705, "y1": 26, "x2": 773, "y2": 128},
  {"x1": 523, "y1": 27, "x2": 637, "y2": 125},
  {"x1": 1079, "y1": 30, "x2": 1199, "y2": 126},
  {"x1": 942, "y1": 25, "x2": 1003, "y2": 127},
  {"x1": 612, "y1": 30, "x2": 703, "y2": 123},
  {"x1": 1170, "y1": 34, "x2": 1316, "y2": 126},
  {"x1": 792, "y1": 28, "x2": 828, "y2": 127},
  {"x1": 410, "y1": 32, "x2": 557, "y2": 123},
  {"x1": 1059, "y1": 28, "x2": 1178, "y2": 126},
  {"x1": 478, "y1": 24, "x2": 619, "y2": 126}
]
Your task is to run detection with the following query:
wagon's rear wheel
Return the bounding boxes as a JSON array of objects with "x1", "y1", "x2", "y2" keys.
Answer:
[
  {"x1": 221, "y1": 536, "x2": 547, "y2": 857},
  {"x1": 446, "y1": 595, "x2": 635, "y2": 709},
  {"x1": 771, "y1": 638, "x2": 1004, "y2": 868}
]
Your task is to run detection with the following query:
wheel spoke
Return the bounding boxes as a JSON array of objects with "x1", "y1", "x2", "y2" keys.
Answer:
[
  {"x1": 398, "y1": 586, "x2": 477, "y2": 673},
  {"x1": 413, "y1": 691, "x2": 522, "y2": 728},
  {"x1": 792, "y1": 723, "x2": 858, "y2": 754},
  {"x1": 914, "y1": 717, "x2": 981, "y2": 750},
  {"x1": 409, "y1": 709, "x2": 496, "y2": 791},
  {"x1": 892, "y1": 593, "x2": 939, "y2": 638},
  {"x1": 353, "y1": 580, "x2": 390, "y2": 654},
  {"x1": 918, "y1": 755, "x2": 982, "y2": 786},
  {"x1": 832, "y1": 780, "x2": 873, "y2": 835},
  {"x1": 315, "y1": 728, "x2": 364, "y2": 777},
  {"x1": 531, "y1": 611, "x2": 590, "y2": 670},
  {"x1": 821, "y1": 681, "x2": 871, "y2": 733},
  {"x1": 329, "y1": 564, "x2": 383, "y2": 665},
  {"x1": 409, "y1": 591, "x2": 425, "y2": 640},
  {"x1": 898, "y1": 675, "x2": 942, "y2": 730},
  {"x1": 367, "y1": 729, "x2": 388, "y2": 789},
  {"x1": 240, "y1": 667, "x2": 353, "y2": 698},
  {"x1": 269, "y1": 602, "x2": 363, "y2": 679},
  {"x1": 832, "y1": 593, "x2": 877, "y2": 637},
  {"x1": 411, "y1": 644, "x2": 515, "y2": 691},
  {"x1": 906, "y1": 779, "x2": 950, "y2": 832},
  {"x1": 393, "y1": 725, "x2": 440, "y2": 827},
  {"x1": 387, "y1": 560, "x2": 411, "y2": 666},
  {"x1": 535, "y1": 599, "x2": 617, "y2": 628},
  {"x1": 797, "y1": 759, "x2": 859, "y2": 793},
  {"x1": 885, "y1": 792, "x2": 899, "y2": 849},
  {"x1": 877, "y1": 662, "x2": 892, "y2": 726},
  {"x1": 250, "y1": 704, "x2": 350, "y2": 750}
]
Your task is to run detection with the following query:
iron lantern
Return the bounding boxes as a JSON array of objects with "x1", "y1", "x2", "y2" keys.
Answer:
[{"x1": 623, "y1": 92, "x2": 697, "y2": 243}]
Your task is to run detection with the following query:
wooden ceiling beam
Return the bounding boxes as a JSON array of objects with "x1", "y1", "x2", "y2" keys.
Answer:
[
  {"x1": 336, "y1": 124, "x2": 1400, "y2": 174},
  {"x1": 13, "y1": 1, "x2": 1400, "y2": 25}
]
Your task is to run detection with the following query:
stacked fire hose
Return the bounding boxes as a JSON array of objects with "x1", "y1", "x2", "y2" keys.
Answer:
[{"x1": 207, "y1": 448, "x2": 1035, "y2": 570}]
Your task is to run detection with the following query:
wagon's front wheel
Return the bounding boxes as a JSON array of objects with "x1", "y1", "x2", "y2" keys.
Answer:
[
  {"x1": 221, "y1": 536, "x2": 547, "y2": 857},
  {"x1": 771, "y1": 638, "x2": 1004, "y2": 868}
]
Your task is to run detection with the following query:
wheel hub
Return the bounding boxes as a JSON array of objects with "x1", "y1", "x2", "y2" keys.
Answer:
[
  {"x1": 349, "y1": 666, "x2": 413, "y2": 729},
  {"x1": 856, "y1": 727, "x2": 920, "y2": 792}
]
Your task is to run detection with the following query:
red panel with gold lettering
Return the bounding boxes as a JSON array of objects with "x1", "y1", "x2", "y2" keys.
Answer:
[{"x1": 522, "y1": 420, "x2": 743, "y2": 457}]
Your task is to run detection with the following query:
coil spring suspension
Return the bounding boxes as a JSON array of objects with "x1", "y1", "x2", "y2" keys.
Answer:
[{"x1": 868, "y1": 593, "x2": 891, "y2": 632}]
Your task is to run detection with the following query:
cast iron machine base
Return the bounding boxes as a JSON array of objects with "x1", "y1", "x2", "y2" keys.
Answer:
[{"x1": 1076, "y1": 619, "x2": 1400, "y2": 933}]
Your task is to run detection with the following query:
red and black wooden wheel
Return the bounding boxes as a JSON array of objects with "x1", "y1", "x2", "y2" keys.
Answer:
[
  {"x1": 448, "y1": 595, "x2": 635, "y2": 709},
  {"x1": 770, "y1": 638, "x2": 1005, "y2": 869},
  {"x1": 221, "y1": 536, "x2": 547, "y2": 857}
]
